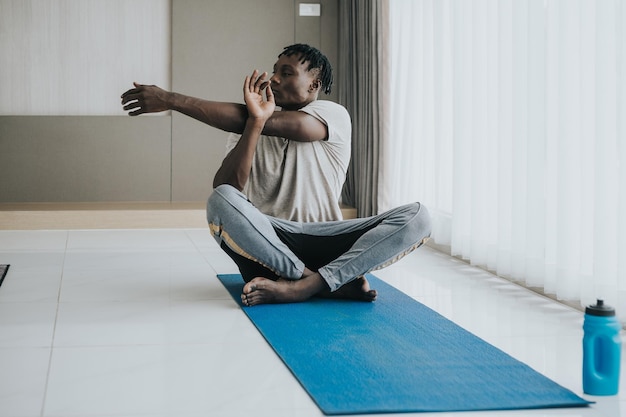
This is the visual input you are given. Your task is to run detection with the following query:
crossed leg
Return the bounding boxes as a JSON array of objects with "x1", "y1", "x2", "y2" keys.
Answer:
[
  {"x1": 207, "y1": 185, "x2": 431, "y2": 306},
  {"x1": 220, "y1": 242, "x2": 377, "y2": 306},
  {"x1": 242, "y1": 274, "x2": 378, "y2": 306}
]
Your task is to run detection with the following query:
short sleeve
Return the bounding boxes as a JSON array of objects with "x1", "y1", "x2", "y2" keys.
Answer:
[
  {"x1": 224, "y1": 132, "x2": 240, "y2": 156},
  {"x1": 298, "y1": 100, "x2": 351, "y2": 146}
]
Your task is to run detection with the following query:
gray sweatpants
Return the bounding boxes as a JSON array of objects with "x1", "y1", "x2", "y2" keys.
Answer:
[{"x1": 206, "y1": 184, "x2": 431, "y2": 292}]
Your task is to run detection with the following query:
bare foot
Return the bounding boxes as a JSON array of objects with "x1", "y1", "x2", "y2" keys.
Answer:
[
  {"x1": 241, "y1": 274, "x2": 378, "y2": 306},
  {"x1": 321, "y1": 276, "x2": 377, "y2": 302},
  {"x1": 241, "y1": 273, "x2": 326, "y2": 306}
]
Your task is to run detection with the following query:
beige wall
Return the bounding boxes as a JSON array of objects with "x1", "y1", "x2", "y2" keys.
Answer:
[{"x1": 0, "y1": 0, "x2": 340, "y2": 203}]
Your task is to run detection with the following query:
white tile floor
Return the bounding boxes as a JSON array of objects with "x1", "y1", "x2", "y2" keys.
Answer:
[{"x1": 0, "y1": 228, "x2": 624, "y2": 417}]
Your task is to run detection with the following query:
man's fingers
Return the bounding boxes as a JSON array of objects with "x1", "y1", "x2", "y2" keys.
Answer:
[
  {"x1": 123, "y1": 103, "x2": 139, "y2": 111},
  {"x1": 121, "y1": 95, "x2": 138, "y2": 105},
  {"x1": 243, "y1": 70, "x2": 270, "y2": 94},
  {"x1": 243, "y1": 75, "x2": 252, "y2": 94},
  {"x1": 121, "y1": 89, "x2": 147, "y2": 104},
  {"x1": 249, "y1": 70, "x2": 258, "y2": 89},
  {"x1": 265, "y1": 82, "x2": 274, "y2": 101},
  {"x1": 255, "y1": 72, "x2": 268, "y2": 89},
  {"x1": 128, "y1": 108, "x2": 145, "y2": 116},
  {"x1": 121, "y1": 82, "x2": 143, "y2": 99},
  {"x1": 121, "y1": 83, "x2": 152, "y2": 116},
  {"x1": 121, "y1": 89, "x2": 138, "y2": 99},
  {"x1": 121, "y1": 98, "x2": 144, "y2": 115},
  {"x1": 122, "y1": 96, "x2": 142, "y2": 109}
]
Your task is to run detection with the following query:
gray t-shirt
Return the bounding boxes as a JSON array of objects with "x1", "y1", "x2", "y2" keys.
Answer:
[{"x1": 225, "y1": 100, "x2": 351, "y2": 222}]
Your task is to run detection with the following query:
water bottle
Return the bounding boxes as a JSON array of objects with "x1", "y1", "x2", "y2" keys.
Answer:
[{"x1": 582, "y1": 299, "x2": 622, "y2": 395}]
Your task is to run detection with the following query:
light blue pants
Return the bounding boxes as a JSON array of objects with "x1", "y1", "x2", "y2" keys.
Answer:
[{"x1": 206, "y1": 184, "x2": 431, "y2": 291}]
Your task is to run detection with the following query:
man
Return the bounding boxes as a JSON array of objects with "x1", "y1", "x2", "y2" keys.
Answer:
[
  {"x1": 122, "y1": 44, "x2": 431, "y2": 306},
  {"x1": 122, "y1": 44, "x2": 347, "y2": 223}
]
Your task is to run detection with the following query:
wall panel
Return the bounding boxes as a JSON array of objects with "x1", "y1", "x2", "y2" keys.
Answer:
[{"x1": 0, "y1": 116, "x2": 172, "y2": 202}]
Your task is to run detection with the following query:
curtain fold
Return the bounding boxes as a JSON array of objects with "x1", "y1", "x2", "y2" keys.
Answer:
[
  {"x1": 338, "y1": 0, "x2": 387, "y2": 217},
  {"x1": 385, "y1": 0, "x2": 626, "y2": 321}
]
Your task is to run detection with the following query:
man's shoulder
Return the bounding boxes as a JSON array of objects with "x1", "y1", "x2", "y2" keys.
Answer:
[
  {"x1": 300, "y1": 99, "x2": 348, "y2": 112},
  {"x1": 298, "y1": 100, "x2": 351, "y2": 125}
]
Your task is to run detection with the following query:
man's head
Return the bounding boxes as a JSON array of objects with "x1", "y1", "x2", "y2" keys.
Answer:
[{"x1": 269, "y1": 44, "x2": 333, "y2": 110}]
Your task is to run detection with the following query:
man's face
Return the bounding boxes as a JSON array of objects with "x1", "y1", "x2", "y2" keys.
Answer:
[{"x1": 270, "y1": 54, "x2": 320, "y2": 110}]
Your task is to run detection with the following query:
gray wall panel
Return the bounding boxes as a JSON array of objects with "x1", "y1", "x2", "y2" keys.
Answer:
[{"x1": 0, "y1": 116, "x2": 171, "y2": 202}]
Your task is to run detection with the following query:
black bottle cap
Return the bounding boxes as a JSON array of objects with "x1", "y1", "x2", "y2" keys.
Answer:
[{"x1": 585, "y1": 299, "x2": 616, "y2": 317}]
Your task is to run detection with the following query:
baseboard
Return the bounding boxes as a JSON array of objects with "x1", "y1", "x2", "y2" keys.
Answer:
[
  {"x1": 0, "y1": 202, "x2": 206, "y2": 230},
  {"x1": 0, "y1": 202, "x2": 358, "y2": 230}
]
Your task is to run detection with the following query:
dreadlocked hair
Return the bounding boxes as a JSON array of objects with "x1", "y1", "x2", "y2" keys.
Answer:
[{"x1": 279, "y1": 44, "x2": 334, "y2": 95}]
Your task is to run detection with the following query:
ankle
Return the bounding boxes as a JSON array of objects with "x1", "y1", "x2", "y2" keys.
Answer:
[{"x1": 296, "y1": 273, "x2": 328, "y2": 297}]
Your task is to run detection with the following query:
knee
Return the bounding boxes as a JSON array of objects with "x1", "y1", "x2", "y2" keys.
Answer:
[
  {"x1": 404, "y1": 202, "x2": 432, "y2": 241},
  {"x1": 206, "y1": 184, "x2": 242, "y2": 220},
  {"x1": 212, "y1": 184, "x2": 242, "y2": 202}
]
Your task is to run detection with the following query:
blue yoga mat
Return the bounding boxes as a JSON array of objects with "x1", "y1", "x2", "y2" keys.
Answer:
[{"x1": 217, "y1": 273, "x2": 590, "y2": 415}]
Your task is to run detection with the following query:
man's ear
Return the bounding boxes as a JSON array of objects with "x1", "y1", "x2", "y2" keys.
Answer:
[{"x1": 309, "y1": 79, "x2": 321, "y2": 93}]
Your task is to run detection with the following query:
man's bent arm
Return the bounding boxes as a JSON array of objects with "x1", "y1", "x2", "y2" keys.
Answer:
[
  {"x1": 263, "y1": 110, "x2": 328, "y2": 142},
  {"x1": 172, "y1": 93, "x2": 328, "y2": 142}
]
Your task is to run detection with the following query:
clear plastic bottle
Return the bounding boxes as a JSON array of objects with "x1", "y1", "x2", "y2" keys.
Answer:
[{"x1": 582, "y1": 299, "x2": 622, "y2": 395}]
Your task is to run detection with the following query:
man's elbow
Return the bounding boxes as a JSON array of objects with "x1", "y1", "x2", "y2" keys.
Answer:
[
  {"x1": 212, "y1": 176, "x2": 245, "y2": 192},
  {"x1": 264, "y1": 112, "x2": 327, "y2": 142}
]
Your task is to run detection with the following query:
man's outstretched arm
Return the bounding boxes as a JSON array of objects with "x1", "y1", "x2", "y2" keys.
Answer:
[
  {"x1": 121, "y1": 83, "x2": 249, "y2": 134},
  {"x1": 120, "y1": 82, "x2": 328, "y2": 142}
]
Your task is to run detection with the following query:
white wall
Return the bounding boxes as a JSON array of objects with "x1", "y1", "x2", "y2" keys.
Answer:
[{"x1": 0, "y1": 0, "x2": 170, "y2": 115}]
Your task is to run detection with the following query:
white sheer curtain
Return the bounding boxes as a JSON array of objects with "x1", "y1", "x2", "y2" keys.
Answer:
[
  {"x1": 0, "y1": 0, "x2": 170, "y2": 115},
  {"x1": 383, "y1": 0, "x2": 626, "y2": 319}
]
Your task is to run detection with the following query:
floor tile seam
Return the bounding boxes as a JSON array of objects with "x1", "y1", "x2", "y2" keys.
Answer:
[
  {"x1": 52, "y1": 297, "x2": 233, "y2": 304},
  {"x1": 62, "y1": 248, "x2": 201, "y2": 254},
  {"x1": 40, "y1": 230, "x2": 70, "y2": 417},
  {"x1": 47, "y1": 341, "x2": 239, "y2": 349},
  {"x1": 53, "y1": 297, "x2": 233, "y2": 303},
  {"x1": 0, "y1": 343, "x2": 54, "y2": 350},
  {"x1": 0, "y1": 249, "x2": 68, "y2": 253},
  {"x1": 66, "y1": 227, "x2": 201, "y2": 240},
  {"x1": 183, "y1": 229, "x2": 220, "y2": 277}
]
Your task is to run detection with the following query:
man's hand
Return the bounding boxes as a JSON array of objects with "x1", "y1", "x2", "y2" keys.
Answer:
[
  {"x1": 243, "y1": 70, "x2": 275, "y2": 121},
  {"x1": 121, "y1": 82, "x2": 171, "y2": 116}
]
